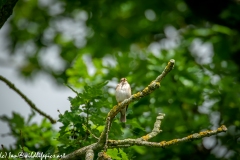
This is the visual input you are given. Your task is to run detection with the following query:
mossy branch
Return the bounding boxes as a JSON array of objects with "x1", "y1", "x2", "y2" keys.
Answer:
[
  {"x1": 108, "y1": 125, "x2": 227, "y2": 148},
  {"x1": 85, "y1": 149, "x2": 94, "y2": 160},
  {"x1": 60, "y1": 59, "x2": 227, "y2": 160},
  {"x1": 97, "y1": 59, "x2": 175, "y2": 147},
  {"x1": 62, "y1": 112, "x2": 227, "y2": 160},
  {"x1": 137, "y1": 113, "x2": 164, "y2": 141}
]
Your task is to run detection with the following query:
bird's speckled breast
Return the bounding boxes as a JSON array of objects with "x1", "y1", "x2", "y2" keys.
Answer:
[{"x1": 116, "y1": 82, "x2": 131, "y2": 102}]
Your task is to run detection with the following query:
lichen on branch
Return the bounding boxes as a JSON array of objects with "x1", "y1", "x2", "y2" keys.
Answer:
[
  {"x1": 60, "y1": 59, "x2": 228, "y2": 160},
  {"x1": 108, "y1": 125, "x2": 227, "y2": 148}
]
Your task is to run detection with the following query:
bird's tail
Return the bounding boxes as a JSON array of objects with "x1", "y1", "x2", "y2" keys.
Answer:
[
  {"x1": 120, "y1": 106, "x2": 127, "y2": 123},
  {"x1": 120, "y1": 113, "x2": 126, "y2": 123}
]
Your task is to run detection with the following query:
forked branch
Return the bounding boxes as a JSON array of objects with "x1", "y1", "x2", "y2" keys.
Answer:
[
  {"x1": 108, "y1": 124, "x2": 227, "y2": 148},
  {"x1": 60, "y1": 59, "x2": 227, "y2": 160}
]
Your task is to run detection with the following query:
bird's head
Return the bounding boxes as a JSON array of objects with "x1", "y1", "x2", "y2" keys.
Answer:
[{"x1": 120, "y1": 78, "x2": 127, "y2": 83}]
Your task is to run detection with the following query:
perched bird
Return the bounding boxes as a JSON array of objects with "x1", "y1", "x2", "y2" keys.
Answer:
[{"x1": 115, "y1": 78, "x2": 131, "y2": 122}]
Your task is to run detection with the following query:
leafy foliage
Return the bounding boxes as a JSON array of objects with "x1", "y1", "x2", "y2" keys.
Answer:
[
  {"x1": 57, "y1": 81, "x2": 119, "y2": 154},
  {"x1": 107, "y1": 148, "x2": 129, "y2": 160},
  {"x1": 0, "y1": 111, "x2": 58, "y2": 154},
  {"x1": 1, "y1": 0, "x2": 240, "y2": 159}
]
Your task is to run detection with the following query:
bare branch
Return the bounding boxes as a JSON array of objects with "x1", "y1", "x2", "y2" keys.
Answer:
[{"x1": 0, "y1": 75, "x2": 56, "y2": 124}]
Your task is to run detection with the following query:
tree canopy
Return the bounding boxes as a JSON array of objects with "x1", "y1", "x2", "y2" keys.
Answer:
[{"x1": 0, "y1": 0, "x2": 240, "y2": 159}]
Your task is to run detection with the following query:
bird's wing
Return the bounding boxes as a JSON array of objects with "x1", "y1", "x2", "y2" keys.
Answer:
[{"x1": 115, "y1": 83, "x2": 120, "y2": 90}]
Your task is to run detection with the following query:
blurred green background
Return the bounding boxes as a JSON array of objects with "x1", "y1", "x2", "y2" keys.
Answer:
[{"x1": 0, "y1": 0, "x2": 240, "y2": 159}]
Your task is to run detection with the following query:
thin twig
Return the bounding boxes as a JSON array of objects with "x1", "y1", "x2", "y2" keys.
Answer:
[
  {"x1": 1, "y1": 144, "x2": 9, "y2": 160},
  {"x1": 104, "y1": 117, "x2": 111, "y2": 152},
  {"x1": 85, "y1": 102, "x2": 90, "y2": 140},
  {"x1": 82, "y1": 124, "x2": 99, "y2": 140},
  {"x1": 0, "y1": 75, "x2": 56, "y2": 124},
  {"x1": 19, "y1": 130, "x2": 26, "y2": 159}
]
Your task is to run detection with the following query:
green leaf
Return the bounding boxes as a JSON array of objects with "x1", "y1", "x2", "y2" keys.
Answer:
[
  {"x1": 107, "y1": 148, "x2": 121, "y2": 160},
  {"x1": 119, "y1": 149, "x2": 129, "y2": 160},
  {"x1": 127, "y1": 118, "x2": 145, "y2": 131}
]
